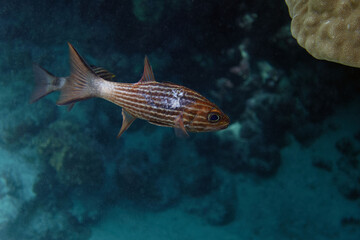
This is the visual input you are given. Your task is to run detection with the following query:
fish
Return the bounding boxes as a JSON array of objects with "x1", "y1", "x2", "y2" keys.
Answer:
[
  {"x1": 57, "y1": 43, "x2": 230, "y2": 137},
  {"x1": 30, "y1": 63, "x2": 115, "y2": 111}
]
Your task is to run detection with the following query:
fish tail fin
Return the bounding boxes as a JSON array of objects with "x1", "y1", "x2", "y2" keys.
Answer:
[
  {"x1": 57, "y1": 43, "x2": 99, "y2": 105},
  {"x1": 30, "y1": 64, "x2": 58, "y2": 103}
]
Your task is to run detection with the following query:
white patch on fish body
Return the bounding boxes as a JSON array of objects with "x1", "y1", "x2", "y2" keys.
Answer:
[{"x1": 169, "y1": 89, "x2": 184, "y2": 109}]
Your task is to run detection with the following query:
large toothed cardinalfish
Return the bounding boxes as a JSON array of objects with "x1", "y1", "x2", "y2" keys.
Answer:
[{"x1": 32, "y1": 43, "x2": 230, "y2": 137}]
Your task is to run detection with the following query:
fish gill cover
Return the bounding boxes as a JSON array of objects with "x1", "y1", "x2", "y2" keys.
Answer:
[{"x1": 0, "y1": 0, "x2": 360, "y2": 240}]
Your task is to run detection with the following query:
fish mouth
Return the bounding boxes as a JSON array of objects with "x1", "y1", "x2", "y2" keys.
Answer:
[
  {"x1": 218, "y1": 116, "x2": 230, "y2": 130},
  {"x1": 216, "y1": 120, "x2": 230, "y2": 130},
  {"x1": 218, "y1": 123, "x2": 230, "y2": 130}
]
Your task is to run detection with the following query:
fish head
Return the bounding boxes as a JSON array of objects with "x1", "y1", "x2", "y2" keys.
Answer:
[{"x1": 184, "y1": 101, "x2": 230, "y2": 132}]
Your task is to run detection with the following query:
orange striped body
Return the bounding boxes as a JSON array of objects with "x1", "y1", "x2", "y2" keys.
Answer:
[{"x1": 100, "y1": 81, "x2": 229, "y2": 132}]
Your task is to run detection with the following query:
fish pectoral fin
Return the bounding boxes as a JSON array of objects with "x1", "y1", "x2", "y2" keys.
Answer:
[
  {"x1": 174, "y1": 114, "x2": 189, "y2": 138},
  {"x1": 117, "y1": 109, "x2": 136, "y2": 138}
]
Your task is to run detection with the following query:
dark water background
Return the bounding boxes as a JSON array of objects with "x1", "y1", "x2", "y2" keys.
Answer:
[{"x1": 0, "y1": 0, "x2": 360, "y2": 239}]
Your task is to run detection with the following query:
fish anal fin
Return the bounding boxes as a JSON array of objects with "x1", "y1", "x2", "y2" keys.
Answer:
[
  {"x1": 139, "y1": 56, "x2": 155, "y2": 82},
  {"x1": 174, "y1": 114, "x2": 189, "y2": 138},
  {"x1": 117, "y1": 109, "x2": 136, "y2": 138},
  {"x1": 67, "y1": 103, "x2": 75, "y2": 112}
]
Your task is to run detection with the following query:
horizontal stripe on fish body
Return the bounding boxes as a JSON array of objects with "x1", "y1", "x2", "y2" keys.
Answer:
[
  {"x1": 113, "y1": 82, "x2": 209, "y2": 102},
  {"x1": 124, "y1": 104, "x2": 209, "y2": 131},
  {"x1": 124, "y1": 105, "x2": 177, "y2": 127},
  {"x1": 108, "y1": 92, "x2": 204, "y2": 121},
  {"x1": 114, "y1": 83, "x2": 215, "y2": 109},
  {"x1": 112, "y1": 95, "x2": 211, "y2": 128},
  {"x1": 106, "y1": 81, "x2": 212, "y2": 108},
  {"x1": 99, "y1": 82, "x2": 218, "y2": 129},
  {"x1": 113, "y1": 89, "x2": 214, "y2": 112}
]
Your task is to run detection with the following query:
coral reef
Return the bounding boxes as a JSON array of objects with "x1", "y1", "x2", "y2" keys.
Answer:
[
  {"x1": 0, "y1": 171, "x2": 22, "y2": 232},
  {"x1": 182, "y1": 174, "x2": 237, "y2": 226},
  {"x1": 6, "y1": 201, "x2": 91, "y2": 240},
  {"x1": 0, "y1": 149, "x2": 38, "y2": 237},
  {"x1": 117, "y1": 148, "x2": 181, "y2": 210},
  {"x1": 36, "y1": 120, "x2": 105, "y2": 190},
  {"x1": 285, "y1": 0, "x2": 360, "y2": 67},
  {"x1": 1, "y1": 99, "x2": 57, "y2": 148}
]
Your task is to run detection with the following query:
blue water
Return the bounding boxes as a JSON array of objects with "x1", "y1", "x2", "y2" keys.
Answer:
[{"x1": 1, "y1": 0, "x2": 360, "y2": 239}]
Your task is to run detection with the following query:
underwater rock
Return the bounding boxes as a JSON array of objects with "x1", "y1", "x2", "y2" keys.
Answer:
[
  {"x1": 205, "y1": 197, "x2": 235, "y2": 226},
  {"x1": 69, "y1": 194, "x2": 103, "y2": 225},
  {"x1": 196, "y1": 122, "x2": 281, "y2": 177},
  {"x1": 243, "y1": 92, "x2": 295, "y2": 145},
  {"x1": 0, "y1": 151, "x2": 37, "y2": 235},
  {"x1": 117, "y1": 148, "x2": 181, "y2": 210},
  {"x1": 169, "y1": 149, "x2": 216, "y2": 197},
  {"x1": 32, "y1": 171, "x2": 104, "y2": 232},
  {"x1": 0, "y1": 195, "x2": 21, "y2": 232},
  {"x1": 1, "y1": 99, "x2": 57, "y2": 148},
  {"x1": 32, "y1": 170, "x2": 61, "y2": 200},
  {"x1": 183, "y1": 175, "x2": 237, "y2": 226},
  {"x1": 7, "y1": 201, "x2": 90, "y2": 240},
  {"x1": 117, "y1": 149, "x2": 159, "y2": 198},
  {"x1": 240, "y1": 120, "x2": 261, "y2": 139},
  {"x1": 215, "y1": 138, "x2": 248, "y2": 173},
  {"x1": 160, "y1": 132, "x2": 216, "y2": 197},
  {"x1": 334, "y1": 156, "x2": 360, "y2": 200},
  {"x1": 291, "y1": 122, "x2": 322, "y2": 146},
  {"x1": 196, "y1": 123, "x2": 247, "y2": 173},
  {"x1": 36, "y1": 120, "x2": 104, "y2": 190},
  {"x1": 341, "y1": 216, "x2": 360, "y2": 227},
  {"x1": 177, "y1": 157, "x2": 215, "y2": 197},
  {"x1": 0, "y1": 171, "x2": 22, "y2": 232},
  {"x1": 247, "y1": 139, "x2": 282, "y2": 176},
  {"x1": 149, "y1": 174, "x2": 181, "y2": 210},
  {"x1": 205, "y1": 178, "x2": 237, "y2": 226},
  {"x1": 335, "y1": 137, "x2": 359, "y2": 157},
  {"x1": 311, "y1": 156, "x2": 333, "y2": 172},
  {"x1": 333, "y1": 136, "x2": 360, "y2": 200}
]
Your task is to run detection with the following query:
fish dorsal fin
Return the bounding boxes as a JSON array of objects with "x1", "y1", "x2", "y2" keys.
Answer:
[
  {"x1": 139, "y1": 56, "x2": 155, "y2": 82},
  {"x1": 90, "y1": 65, "x2": 116, "y2": 81},
  {"x1": 117, "y1": 109, "x2": 137, "y2": 138}
]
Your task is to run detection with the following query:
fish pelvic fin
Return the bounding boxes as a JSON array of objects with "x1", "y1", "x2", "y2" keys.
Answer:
[
  {"x1": 57, "y1": 43, "x2": 99, "y2": 105},
  {"x1": 174, "y1": 114, "x2": 189, "y2": 138},
  {"x1": 30, "y1": 64, "x2": 58, "y2": 103},
  {"x1": 117, "y1": 109, "x2": 136, "y2": 138}
]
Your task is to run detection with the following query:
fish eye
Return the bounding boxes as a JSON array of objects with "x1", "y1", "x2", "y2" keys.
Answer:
[{"x1": 207, "y1": 112, "x2": 221, "y2": 123}]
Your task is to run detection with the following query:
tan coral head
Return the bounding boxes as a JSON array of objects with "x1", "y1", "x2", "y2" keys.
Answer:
[{"x1": 285, "y1": 0, "x2": 360, "y2": 68}]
